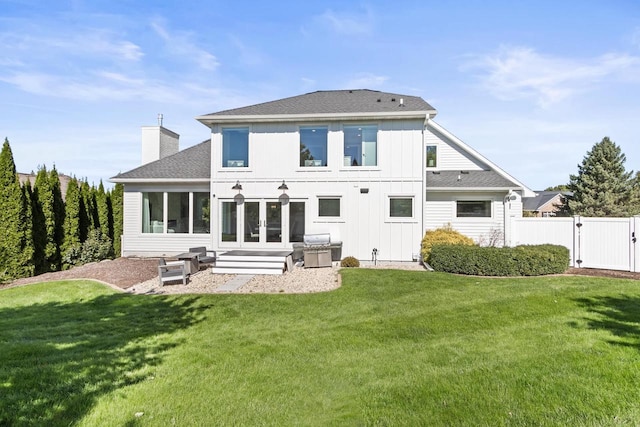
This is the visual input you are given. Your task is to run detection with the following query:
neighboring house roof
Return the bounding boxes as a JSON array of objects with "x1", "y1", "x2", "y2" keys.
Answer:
[
  {"x1": 18, "y1": 172, "x2": 72, "y2": 201},
  {"x1": 426, "y1": 170, "x2": 519, "y2": 190},
  {"x1": 111, "y1": 140, "x2": 210, "y2": 182},
  {"x1": 196, "y1": 89, "x2": 437, "y2": 125},
  {"x1": 522, "y1": 191, "x2": 570, "y2": 211}
]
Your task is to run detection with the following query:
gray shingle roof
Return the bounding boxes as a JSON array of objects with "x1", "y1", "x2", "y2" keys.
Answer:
[
  {"x1": 426, "y1": 170, "x2": 519, "y2": 189},
  {"x1": 522, "y1": 191, "x2": 570, "y2": 211},
  {"x1": 202, "y1": 90, "x2": 435, "y2": 116},
  {"x1": 112, "y1": 140, "x2": 210, "y2": 180}
]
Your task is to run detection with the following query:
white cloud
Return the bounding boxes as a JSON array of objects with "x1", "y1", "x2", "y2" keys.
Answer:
[
  {"x1": 150, "y1": 18, "x2": 219, "y2": 70},
  {"x1": 345, "y1": 72, "x2": 388, "y2": 88},
  {"x1": 463, "y1": 46, "x2": 640, "y2": 107},
  {"x1": 317, "y1": 7, "x2": 374, "y2": 36}
]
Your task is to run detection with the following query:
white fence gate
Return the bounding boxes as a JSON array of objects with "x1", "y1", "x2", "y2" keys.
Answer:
[{"x1": 509, "y1": 216, "x2": 640, "y2": 272}]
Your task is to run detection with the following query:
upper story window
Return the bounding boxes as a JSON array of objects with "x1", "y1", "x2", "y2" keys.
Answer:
[
  {"x1": 456, "y1": 200, "x2": 492, "y2": 218},
  {"x1": 300, "y1": 126, "x2": 328, "y2": 167},
  {"x1": 344, "y1": 125, "x2": 377, "y2": 167},
  {"x1": 426, "y1": 145, "x2": 437, "y2": 168},
  {"x1": 222, "y1": 127, "x2": 249, "y2": 168}
]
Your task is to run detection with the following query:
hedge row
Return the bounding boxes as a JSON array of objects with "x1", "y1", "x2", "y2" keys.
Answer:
[{"x1": 428, "y1": 244, "x2": 570, "y2": 276}]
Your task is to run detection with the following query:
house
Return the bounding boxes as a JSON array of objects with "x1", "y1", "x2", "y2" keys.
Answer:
[
  {"x1": 522, "y1": 191, "x2": 570, "y2": 217},
  {"x1": 111, "y1": 89, "x2": 533, "y2": 262},
  {"x1": 18, "y1": 172, "x2": 73, "y2": 201}
]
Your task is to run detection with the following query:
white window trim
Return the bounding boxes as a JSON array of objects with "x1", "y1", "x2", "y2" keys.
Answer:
[
  {"x1": 340, "y1": 123, "x2": 380, "y2": 170},
  {"x1": 385, "y1": 194, "x2": 417, "y2": 223},
  {"x1": 298, "y1": 124, "x2": 329, "y2": 170},
  {"x1": 426, "y1": 144, "x2": 438, "y2": 168},
  {"x1": 141, "y1": 191, "x2": 212, "y2": 235},
  {"x1": 316, "y1": 195, "x2": 344, "y2": 222},
  {"x1": 219, "y1": 126, "x2": 252, "y2": 171}
]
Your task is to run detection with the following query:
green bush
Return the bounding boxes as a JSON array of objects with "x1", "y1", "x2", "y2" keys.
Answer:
[
  {"x1": 62, "y1": 229, "x2": 112, "y2": 269},
  {"x1": 421, "y1": 224, "x2": 475, "y2": 263},
  {"x1": 340, "y1": 256, "x2": 360, "y2": 268},
  {"x1": 429, "y1": 244, "x2": 569, "y2": 276}
]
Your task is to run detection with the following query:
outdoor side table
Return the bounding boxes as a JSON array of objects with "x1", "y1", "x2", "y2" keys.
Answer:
[{"x1": 175, "y1": 252, "x2": 199, "y2": 275}]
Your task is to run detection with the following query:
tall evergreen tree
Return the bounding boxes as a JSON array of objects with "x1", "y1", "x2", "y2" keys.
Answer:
[
  {"x1": 26, "y1": 179, "x2": 47, "y2": 274},
  {"x1": 79, "y1": 179, "x2": 94, "y2": 239},
  {"x1": 96, "y1": 180, "x2": 110, "y2": 239},
  {"x1": 0, "y1": 138, "x2": 32, "y2": 280},
  {"x1": 34, "y1": 166, "x2": 60, "y2": 272},
  {"x1": 21, "y1": 181, "x2": 35, "y2": 277},
  {"x1": 111, "y1": 183, "x2": 124, "y2": 257},
  {"x1": 567, "y1": 137, "x2": 633, "y2": 217},
  {"x1": 62, "y1": 177, "x2": 81, "y2": 259},
  {"x1": 50, "y1": 167, "x2": 65, "y2": 269}
]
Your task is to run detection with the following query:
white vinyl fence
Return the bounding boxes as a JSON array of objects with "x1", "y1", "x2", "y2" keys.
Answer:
[{"x1": 509, "y1": 216, "x2": 640, "y2": 272}]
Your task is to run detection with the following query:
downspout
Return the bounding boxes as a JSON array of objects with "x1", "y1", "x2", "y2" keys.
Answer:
[{"x1": 423, "y1": 117, "x2": 434, "y2": 270}]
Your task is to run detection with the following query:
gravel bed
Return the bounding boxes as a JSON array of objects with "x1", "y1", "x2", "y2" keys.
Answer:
[{"x1": 127, "y1": 262, "x2": 425, "y2": 295}]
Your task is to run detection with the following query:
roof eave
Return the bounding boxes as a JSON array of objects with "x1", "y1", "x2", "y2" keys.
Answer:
[
  {"x1": 109, "y1": 178, "x2": 210, "y2": 184},
  {"x1": 427, "y1": 187, "x2": 525, "y2": 192},
  {"x1": 196, "y1": 110, "x2": 437, "y2": 126}
]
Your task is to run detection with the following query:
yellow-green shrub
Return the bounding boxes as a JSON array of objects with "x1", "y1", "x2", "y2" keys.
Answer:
[
  {"x1": 421, "y1": 224, "x2": 475, "y2": 263},
  {"x1": 340, "y1": 256, "x2": 360, "y2": 267}
]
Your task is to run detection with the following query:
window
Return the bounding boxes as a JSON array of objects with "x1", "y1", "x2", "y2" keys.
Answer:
[
  {"x1": 167, "y1": 192, "x2": 189, "y2": 233},
  {"x1": 390, "y1": 197, "x2": 413, "y2": 218},
  {"x1": 192, "y1": 192, "x2": 210, "y2": 233},
  {"x1": 300, "y1": 126, "x2": 328, "y2": 167},
  {"x1": 142, "y1": 191, "x2": 210, "y2": 234},
  {"x1": 457, "y1": 200, "x2": 492, "y2": 218},
  {"x1": 426, "y1": 145, "x2": 437, "y2": 168},
  {"x1": 318, "y1": 198, "x2": 340, "y2": 217},
  {"x1": 289, "y1": 202, "x2": 305, "y2": 242},
  {"x1": 344, "y1": 125, "x2": 377, "y2": 166},
  {"x1": 142, "y1": 192, "x2": 164, "y2": 233},
  {"x1": 221, "y1": 201, "x2": 237, "y2": 241},
  {"x1": 222, "y1": 127, "x2": 249, "y2": 167}
]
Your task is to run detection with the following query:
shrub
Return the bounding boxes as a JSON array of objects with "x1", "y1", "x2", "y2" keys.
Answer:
[
  {"x1": 421, "y1": 224, "x2": 475, "y2": 263},
  {"x1": 340, "y1": 256, "x2": 360, "y2": 268},
  {"x1": 429, "y1": 244, "x2": 569, "y2": 276},
  {"x1": 62, "y1": 229, "x2": 112, "y2": 269}
]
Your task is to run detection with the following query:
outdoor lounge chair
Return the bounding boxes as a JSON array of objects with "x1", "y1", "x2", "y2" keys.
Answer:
[
  {"x1": 188, "y1": 247, "x2": 217, "y2": 269},
  {"x1": 158, "y1": 258, "x2": 187, "y2": 286}
]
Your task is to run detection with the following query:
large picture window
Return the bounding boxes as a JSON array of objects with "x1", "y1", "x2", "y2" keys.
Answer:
[
  {"x1": 142, "y1": 191, "x2": 211, "y2": 233},
  {"x1": 300, "y1": 126, "x2": 328, "y2": 167},
  {"x1": 142, "y1": 192, "x2": 164, "y2": 233},
  {"x1": 222, "y1": 127, "x2": 249, "y2": 168},
  {"x1": 456, "y1": 200, "x2": 492, "y2": 218},
  {"x1": 192, "y1": 192, "x2": 210, "y2": 233},
  {"x1": 344, "y1": 125, "x2": 377, "y2": 167}
]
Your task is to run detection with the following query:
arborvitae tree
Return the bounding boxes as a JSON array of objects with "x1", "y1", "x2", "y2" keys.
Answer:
[
  {"x1": 96, "y1": 180, "x2": 110, "y2": 239},
  {"x1": 26, "y1": 179, "x2": 46, "y2": 274},
  {"x1": 0, "y1": 138, "x2": 33, "y2": 280},
  {"x1": 50, "y1": 167, "x2": 65, "y2": 269},
  {"x1": 21, "y1": 182, "x2": 35, "y2": 277},
  {"x1": 567, "y1": 137, "x2": 633, "y2": 217},
  {"x1": 62, "y1": 177, "x2": 81, "y2": 266},
  {"x1": 111, "y1": 183, "x2": 124, "y2": 257},
  {"x1": 79, "y1": 180, "x2": 94, "y2": 240},
  {"x1": 34, "y1": 166, "x2": 60, "y2": 272}
]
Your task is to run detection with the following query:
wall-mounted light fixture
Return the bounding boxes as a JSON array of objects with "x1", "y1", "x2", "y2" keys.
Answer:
[
  {"x1": 232, "y1": 180, "x2": 243, "y2": 191},
  {"x1": 278, "y1": 180, "x2": 288, "y2": 192}
]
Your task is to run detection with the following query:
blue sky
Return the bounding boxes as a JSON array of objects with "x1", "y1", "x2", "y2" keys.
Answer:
[{"x1": 1, "y1": 0, "x2": 639, "y2": 190}]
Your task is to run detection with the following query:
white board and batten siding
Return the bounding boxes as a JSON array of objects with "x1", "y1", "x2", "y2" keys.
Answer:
[
  {"x1": 425, "y1": 127, "x2": 486, "y2": 171},
  {"x1": 121, "y1": 184, "x2": 212, "y2": 257}
]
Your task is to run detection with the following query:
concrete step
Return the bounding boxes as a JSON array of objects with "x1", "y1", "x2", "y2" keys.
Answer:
[
  {"x1": 211, "y1": 267, "x2": 284, "y2": 275},
  {"x1": 217, "y1": 255, "x2": 289, "y2": 263},
  {"x1": 215, "y1": 260, "x2": 285, "y2": 269}
]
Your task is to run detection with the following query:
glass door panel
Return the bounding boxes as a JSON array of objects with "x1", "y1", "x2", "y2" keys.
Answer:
[
  {"x1": 221, "y1": 201, "x2": 237, "y2": 242},
  {"x1": 266, "y1": 201, "x2": 282, "y2": 243},
  {"x1": 244, "y1": 201, "x2": 260, "y2": 242}
]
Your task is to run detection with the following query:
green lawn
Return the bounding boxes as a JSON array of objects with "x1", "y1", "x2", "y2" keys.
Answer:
[{"x1": 2, "y1": 271, "x2": 640, "y2": 426}]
